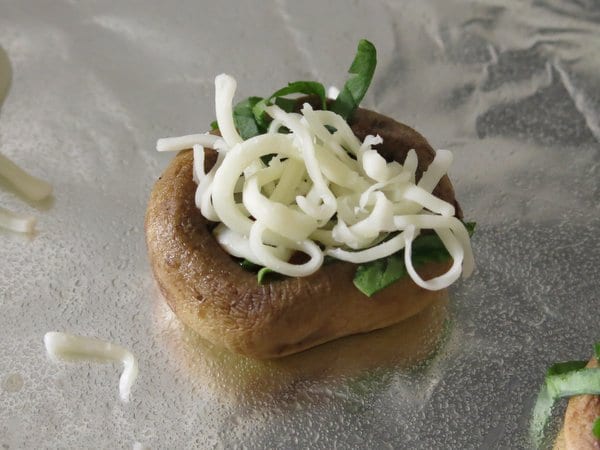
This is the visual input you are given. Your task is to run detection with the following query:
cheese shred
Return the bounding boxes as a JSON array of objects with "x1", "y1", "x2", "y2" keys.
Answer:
[
  {"x1": 0, "y1": 206, "x2": 36, "y2": 233},
  {"x1": 0, "y1": 152, "x2": 53, "y2": 233},
  {"x1": 44, "y1": 331, "x2": 138, "y2": 403},
  {"x1": 0, "y1": 152, "x2": 52, "y2": 201}
]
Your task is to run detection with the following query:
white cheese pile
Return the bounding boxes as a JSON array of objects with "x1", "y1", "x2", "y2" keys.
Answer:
[
  {"x1": 0, "y1": 152, "x2": 53, "y2": 233},
  {"x1": 44, "y1": 331, "x2": 138, "y2": 403},
  {"x1": 157, "y1": 74, "x2": 474, "y2": 290}
]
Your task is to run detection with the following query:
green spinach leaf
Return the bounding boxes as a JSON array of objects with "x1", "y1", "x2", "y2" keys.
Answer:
[
  {"x1": 252, "y1": 81, "x2": 327, "y2": 128},
  {"x1": 331, "y1": 39, "x2": 377, "y2": 120},
  {"x1": 232, "y1": 96, "x2": 266, "y2": 140}
]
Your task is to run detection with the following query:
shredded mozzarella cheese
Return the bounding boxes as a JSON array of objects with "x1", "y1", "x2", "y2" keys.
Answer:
[
  {"x1": 156, "y1": 133, "x2": 222, "y2": 152},
  {"x1": 0, "y1": 152, "x2": 53, "y2": 233},
  {"x1": 0, "y1": 206, "x2": 36, "y2": 233},
  {"x1": 0, "y1": 152, "x2": 52, "y2": 201},
  {"x1": 43, "y1": 331, "x2": 138, "y2": 403},
  {"x1": 156, "y1": 74, "x2": 475, "y2": 290}
]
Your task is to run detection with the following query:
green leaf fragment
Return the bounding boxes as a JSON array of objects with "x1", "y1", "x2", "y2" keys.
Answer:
[
  {"x1": 270, "y1": 81, "x2": 327, "y2": 109},
  {"x1": 331, "y1": 39, "x2": 377, "y2": 120},
  {"x1": 252, "y1": 81, "x2": 327, "y2": 129},
  {"x1": 212, "y1": 39, "x2": 376, "y2": 139},
  {"x1": 210, "y1": 120, "x2": 218, "y2": 130},
  {"x1": 593, "y1": 417, "x2": 600, "y2": 439},
  {"x1": 251, "y1": 98, "x2": 270, "y2": 130},
  {"x1": 274, "y1": 96, "x2": 298, "y2": 112},
  {"x1": 464, "y1": 221, "x2": 476, "y2": 235},
  {"x1": 240, "y1": 259, "x2": 261, "y2": 271},
  {"x1": 257, "y1": 267, "x2": 275, "y2": 284},
  {"x1": 547, "y1": 360, "x2": 587, "y2": 377},
  {"x1": 239, "y1": 259, "x2": 284, "y2": 284},
  {"x1": 353, "y1": 253, "x2": 406, "y2": 297},
  {"x1": 233, "y1": 96, "x2": 266, "y2": 140}
]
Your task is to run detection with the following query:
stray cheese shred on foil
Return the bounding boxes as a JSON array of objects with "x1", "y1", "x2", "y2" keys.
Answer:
[
  {"x1": 156, "y1": 74, "x2": 474, "y2": 291},
  {"x1": 44, "y1": 332, "x2": 138, "y2": 403},
  {"x1": 0, "y1": 152, "x2": 52, "y2": 233}
]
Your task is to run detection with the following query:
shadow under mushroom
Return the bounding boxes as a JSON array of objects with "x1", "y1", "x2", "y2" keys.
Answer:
[{"x1": 153, "y1": 284, "x2": 450, "y2": 405}]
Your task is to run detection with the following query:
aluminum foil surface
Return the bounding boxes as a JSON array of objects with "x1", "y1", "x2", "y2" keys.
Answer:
[{"x1": 1, "y1": 1, "x2": 599, "y2": 448}]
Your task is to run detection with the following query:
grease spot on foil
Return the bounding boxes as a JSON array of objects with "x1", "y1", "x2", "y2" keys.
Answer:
[{"x1": 2, "y1": 373, "x2": 23, "y2": 393}]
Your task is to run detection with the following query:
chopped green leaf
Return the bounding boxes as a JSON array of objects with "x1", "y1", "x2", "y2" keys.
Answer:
[
  {"x1": 260, "y1": 154, "x2": 276, "y2": 165},
  {"x1": 353, "y1": 222, "x2": 476, "y2": 297},
  {"x1": 233, "y1": 96, "x2": 266, "y2": 140},
  {"x1": 547, "y1": 360, "x2": 587, "y2": 377},
  {"x1": 252, "y1": 81, "x2": 327, "y2": 129},
  {"x1": 270, "y1": 81, "x2": 327, "y2": 109},
  {"x1": 353, "y1": 252, "x2": 406, "y2": 297},
  {"x1": 274, "y1": 96, "x2": 298, "y2": 113},
  {"x1": 331, "y1": 39, "x2": 377, "y2": 120},
  {"x1": 210, "y1": 120, "x2": 218, "y2": 130},
  {"x1": 239, "y1": 258, "x2": 284, "y2": 284},
  {"x1": 257, "y1": 266, "x2": 275, "y2": 284},
  {"x1": 595, "y1": 342, "x2": 600, "y2": 361},
  {"x1": 251, "y1": 98, "x2": 270, "y2": 129},
  {"x1": 465, "y1": 221, "x2": 476, "y2": 235},
  {"x1": 323, "y1": 255, "x2": 338, "y2": 265},
  {"x1": 240, "y1": 258, "x2": 261, "y2": 271},
  {"x1": 593, "y1": 417, "x2": 600, "y2": 439},
  {"x1": 216, "y1": 39, "x2": 376, "y2": 140}
]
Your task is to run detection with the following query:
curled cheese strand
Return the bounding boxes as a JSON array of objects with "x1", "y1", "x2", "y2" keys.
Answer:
[
  {"x1": 43, "y1": 332, "x2": 138, "y2": 403},
  {"x1": 301, "y1": 105, "x2": 360, "y2": 169},
  {"x1": 193, "y1": 144, "x2": 226, "y2": 222},
  {"x1": 214, "y1": 223, "x2": 293, "y2": 264},
  {"x1": 0, "y1": 153, "x2": 53, "y2": 234},
  {"x1": 418, "y1": 149, "x2": 453, "y2": 192},
  {"x1": 403, "y1": 185, "x2": 455, "y2": 217},
  {"x1": 249, "y1": 221, "x2": 323, "y2": 277},
  {"x1": 0, "y1": 206, "x2": 36, "y2": 233},
  {"x1": 403, "y1": 226, "x2": 464, "y2": 291},
  {"x1": 212, "y1": 133, "x2": 299, "y2": 237},
  {"x1": 348, "y1": 192, "x2": 396, "y2": 239},
  {"x1": 0, "y1": 152, "x2": 52, "y2": 202},
  {"x1": 269, "y1": 159, "x2": 306, "y2": 204},
  {"x1": 303, "y1": 107, "x2": 362, "y2": 155},
  {"x1": 215, "y1": 74, "x2": 243, "y2": 148},
  {"x1": 156, "y1": 133, "x2": 222, "y2": 153},
  {"x1": 326, "y1": 232, "x2": 407, "y2": 264},
  {"x1": 394, "y1": 214, "x2": 475, "y2": 277},
  {"x1": 243, "y1": 174, "x2": 317, "y2": 241},
  {"x1": 267, "y1": 105, "x2": 337, "y2": 223}
]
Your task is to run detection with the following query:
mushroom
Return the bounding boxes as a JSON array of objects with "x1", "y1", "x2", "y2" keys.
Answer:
[{"x1": 145, "y1": 107, "x2": 462, "y2": 359}]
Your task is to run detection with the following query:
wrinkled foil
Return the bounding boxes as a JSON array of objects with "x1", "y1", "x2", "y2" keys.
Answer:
[{"x1": 1, "y1": 1, "x2": 599, "y2": 448}]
